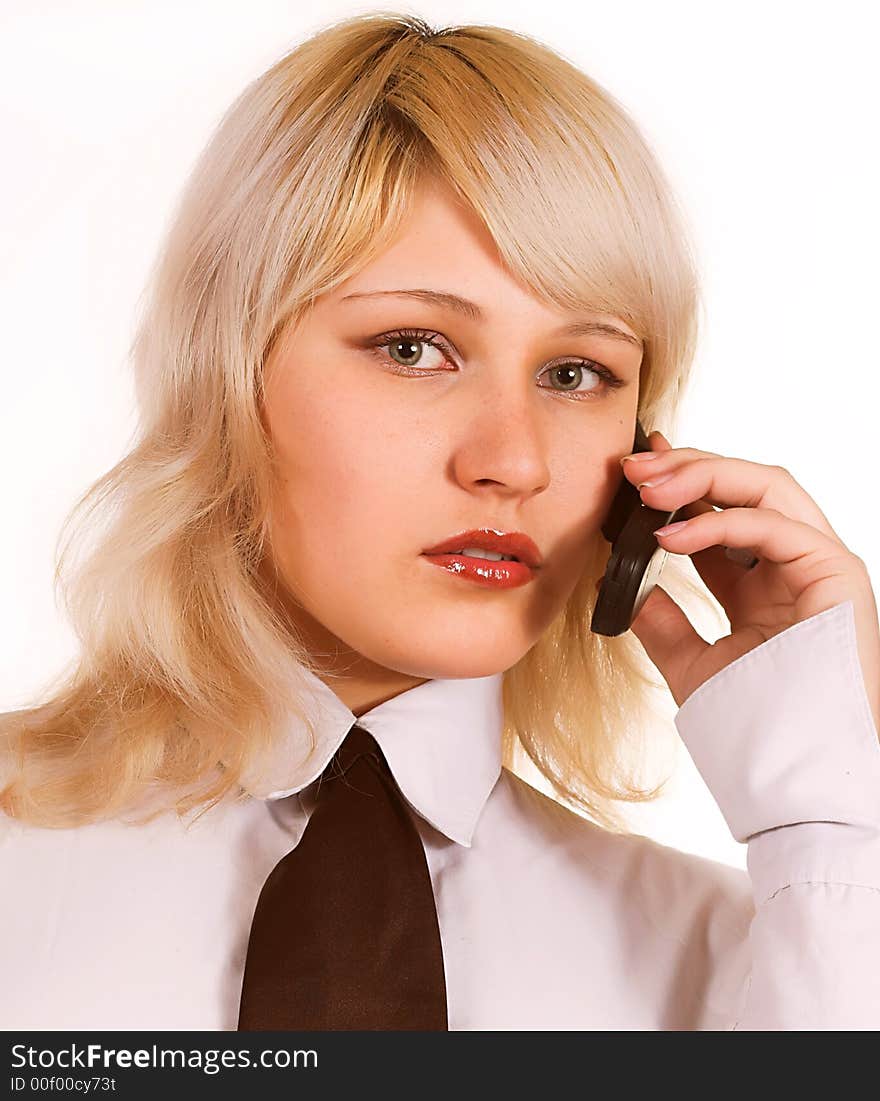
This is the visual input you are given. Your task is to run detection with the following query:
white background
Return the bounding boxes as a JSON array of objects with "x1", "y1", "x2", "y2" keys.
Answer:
[{"x1": 1, "y1": 1, "x2": 877, "y2": 871}]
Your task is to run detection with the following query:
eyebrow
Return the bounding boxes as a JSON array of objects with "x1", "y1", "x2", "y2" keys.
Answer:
[{"x1": 340, "y1": 288, "x2": 643, "y2": 348}]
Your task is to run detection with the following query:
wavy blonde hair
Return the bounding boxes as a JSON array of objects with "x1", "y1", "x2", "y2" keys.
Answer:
[{"x1": 0, "y1": 11, "x2": 723, "y2": 833}]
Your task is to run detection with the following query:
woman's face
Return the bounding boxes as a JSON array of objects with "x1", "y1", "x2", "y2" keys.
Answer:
[{"x1": 261, "y1": 177, "x2": 643, "y2": 712}]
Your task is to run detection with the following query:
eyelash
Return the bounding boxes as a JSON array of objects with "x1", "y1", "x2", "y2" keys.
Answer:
[{"x1": 364, "y1": 328, "x2": 626, "y2": 401}]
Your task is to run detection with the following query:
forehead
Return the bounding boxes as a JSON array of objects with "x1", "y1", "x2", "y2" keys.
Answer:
[
  {"x1": 332, "y1": 183, "x2": 641, "y2": 345},
  {"x1": 334, "y1": 232, "x2": 638, "y2": 343}
]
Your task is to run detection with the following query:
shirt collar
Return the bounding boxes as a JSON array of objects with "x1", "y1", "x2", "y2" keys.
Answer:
[{"x1": 238, "y1": 666, "x2": 504, "y2": 848}]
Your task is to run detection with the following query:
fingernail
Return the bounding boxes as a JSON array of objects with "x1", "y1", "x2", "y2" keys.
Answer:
[
  {"x1": 621, "y1": 452, "x2": 661, "y2": 465},
  {"x1": 638, "y1": 471, "x2": 676, "y2": 488},
  {"x1": 654, "y1": 520, "x2": 689, "y2": 536}
]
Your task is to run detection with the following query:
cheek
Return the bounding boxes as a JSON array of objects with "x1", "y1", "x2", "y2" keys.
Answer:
[
  {"x1": 263, "y1": 377, "x2": 423, "y2": 585},
  {"x1": 546, "y1": 462, "x2": 619, "y2": 582}
]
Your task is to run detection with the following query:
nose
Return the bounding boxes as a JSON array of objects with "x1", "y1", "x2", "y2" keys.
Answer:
[{"x1": 450, "y1": 385, "x2": 551, "y2": 498}]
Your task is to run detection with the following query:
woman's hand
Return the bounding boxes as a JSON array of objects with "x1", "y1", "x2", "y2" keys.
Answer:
[{"x1": 624, "y1": 430, "x2": 880, "y2": 737}]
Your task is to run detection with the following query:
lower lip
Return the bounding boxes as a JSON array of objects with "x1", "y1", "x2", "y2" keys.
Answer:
[{"x1": 421, "y1": 553, "x2": 537, "y2": 589}]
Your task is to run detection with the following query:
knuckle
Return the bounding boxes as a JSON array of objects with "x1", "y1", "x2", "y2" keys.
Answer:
[{"x1": 849, "y1": 552, "x2": 869, "y2": 575}]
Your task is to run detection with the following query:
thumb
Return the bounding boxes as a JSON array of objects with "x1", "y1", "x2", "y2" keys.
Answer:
[{"x1": 628, "y1": 584, "x2": 707, "y2": 706}]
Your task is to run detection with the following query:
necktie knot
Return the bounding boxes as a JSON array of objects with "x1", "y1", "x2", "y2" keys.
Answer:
[
  {"x1": 315, "y1": 723, "x2": 389, "y2": 802},
  {"x1": 329, "y1": 721, "x2": 382, "y2": 772}
]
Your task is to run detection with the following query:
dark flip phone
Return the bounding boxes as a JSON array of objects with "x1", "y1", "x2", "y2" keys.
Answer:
[{"x1": 590, "y1": 418, "x2": 685, "y2": 637}]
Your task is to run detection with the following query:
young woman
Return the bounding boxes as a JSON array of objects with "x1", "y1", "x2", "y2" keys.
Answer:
[{"x1": 2, "y1": 12, "x2": 879, "y2": 1031}]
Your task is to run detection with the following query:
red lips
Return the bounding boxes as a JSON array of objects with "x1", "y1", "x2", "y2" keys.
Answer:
[{"x1": 421, "y1": 529, "x2": 543, "y2": 569}]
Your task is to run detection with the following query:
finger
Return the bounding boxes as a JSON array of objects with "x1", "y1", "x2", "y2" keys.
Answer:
[
  {"x1": 622, "y1": 443, "x2": 722, "y2": 467},
  {"x1": 671, "y1": 499, "x2": 755, "y2": 610},
  {"x1": 633, "y1": 436, "x2": 757, "y2": 608},
  {"x1": 647, "y1": 430, "x2": 674, "y2": 453},
  {"x1": 653, "y1": 506, "x2": 846, "y2": 597},
  {"x1": 633, "y1": 454, "x2": 844, "y2": 546}
]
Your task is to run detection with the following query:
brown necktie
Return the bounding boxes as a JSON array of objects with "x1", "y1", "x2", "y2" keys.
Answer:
[{"x1": 237, "y1": 722, "x2": 449, "y2": 1030}]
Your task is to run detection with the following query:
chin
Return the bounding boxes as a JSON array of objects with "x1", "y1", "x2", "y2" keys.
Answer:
[{"x1": 381, "y1": 645, "x2": 523, "y2": 681}]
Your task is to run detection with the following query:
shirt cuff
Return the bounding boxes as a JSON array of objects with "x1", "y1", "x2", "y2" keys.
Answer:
[{"x1": 673, "y1": 600, "x2": 880, "y2": 845}]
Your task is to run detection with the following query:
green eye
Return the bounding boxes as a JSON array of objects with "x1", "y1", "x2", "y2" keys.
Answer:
[{"x1": 366, "y1": 328, "x2": 626, "y2": 400}]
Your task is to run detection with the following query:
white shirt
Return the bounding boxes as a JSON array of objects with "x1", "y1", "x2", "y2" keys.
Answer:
[{"x1": 3, "y1": 599, "x2": 880, "y2": 1030}]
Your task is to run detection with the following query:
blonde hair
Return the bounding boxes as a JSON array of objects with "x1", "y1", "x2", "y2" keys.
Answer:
[{"x1": 0, "y1": 11, "x2": 723, "y2": 832}]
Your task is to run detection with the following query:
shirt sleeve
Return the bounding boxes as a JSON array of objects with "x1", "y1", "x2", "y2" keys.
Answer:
[{"x1": 673, "y1": 599, "x2": 880, "y2": 1030}]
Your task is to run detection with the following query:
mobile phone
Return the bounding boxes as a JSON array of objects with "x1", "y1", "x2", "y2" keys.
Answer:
[{"x1": 590, "y1": 418, "x2": 684, "y2": 637}]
